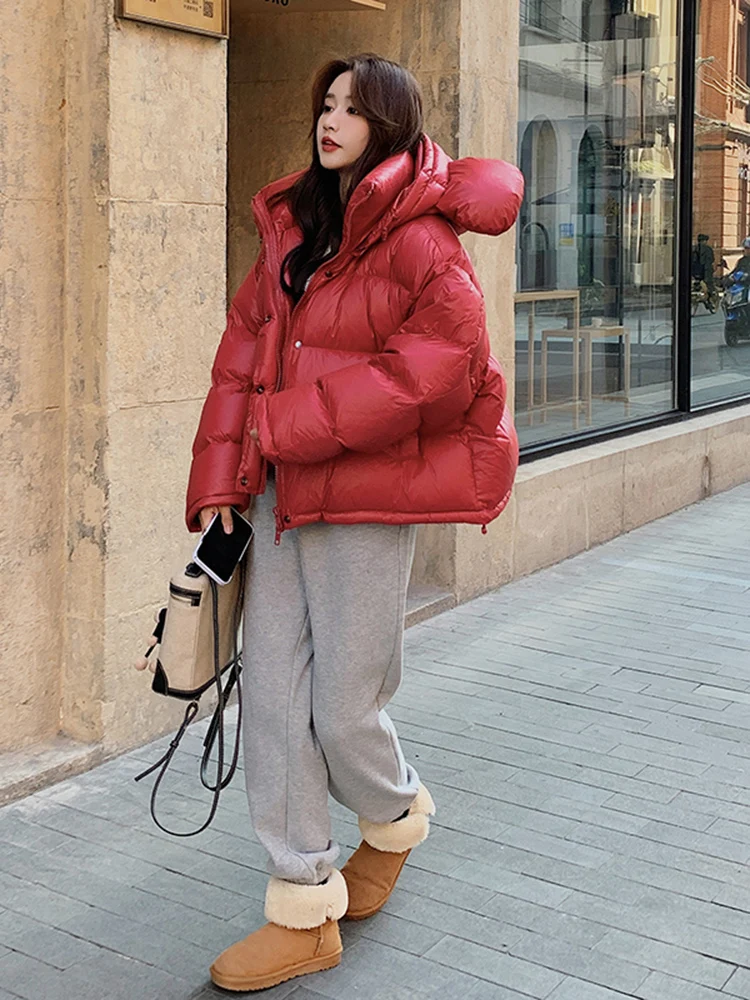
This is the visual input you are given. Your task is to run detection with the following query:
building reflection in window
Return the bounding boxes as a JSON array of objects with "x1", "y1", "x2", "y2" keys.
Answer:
[
  {"x1": 515, "y1": 0, "x2": 678, "y2": 446},
  {"x1": 691, "y1": 0, "x2": 750, "y2": 405}
]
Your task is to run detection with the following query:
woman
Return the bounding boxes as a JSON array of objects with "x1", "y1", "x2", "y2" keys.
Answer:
[{"x1": 186, "y1": 53, "x2": 522, "y2": 992}]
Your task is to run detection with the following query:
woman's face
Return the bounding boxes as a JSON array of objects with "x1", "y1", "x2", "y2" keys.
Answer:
[{"x1": 316, "y1": 71, "x2": 371, "y2": 173}]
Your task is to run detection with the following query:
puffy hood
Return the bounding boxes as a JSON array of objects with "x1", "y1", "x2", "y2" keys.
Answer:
[
  {"x1": 359, "y1": 134, "x2": 525, "y2": 245},
  {"x1": 435, "y1": 154, "x2": 526, "y2": 238},
  {"x1": 256, "y1": 134, "x2": 524, "y2": 252}
]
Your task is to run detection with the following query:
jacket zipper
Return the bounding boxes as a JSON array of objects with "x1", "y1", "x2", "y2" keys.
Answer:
[
  {"x1": 257, "y1": 198, "x2": 339, "y2": 544},
  {"x1": 271, "y1": 287, "x2": 314, "y2": 545},
  {"x1": 252, "y1": 198, "x2": 286, "y2": 544}
]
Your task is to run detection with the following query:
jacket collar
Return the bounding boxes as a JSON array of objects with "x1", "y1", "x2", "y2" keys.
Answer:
[{"x1": 252, "y1": 133, "x2": 523, "y2": 255}]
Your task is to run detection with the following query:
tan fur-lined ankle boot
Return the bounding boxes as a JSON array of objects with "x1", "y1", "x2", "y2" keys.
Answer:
[
  {"x1": 342, "y1": 783, "x2": 436, "y2": 921},
  {"x1": 209, "y1": 868, "x2": 348, "y2": 992}
]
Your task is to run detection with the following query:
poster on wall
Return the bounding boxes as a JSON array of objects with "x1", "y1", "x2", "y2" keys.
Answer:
[{"x1": 118, "y1": 0, "x2": 228, "y2": 37}]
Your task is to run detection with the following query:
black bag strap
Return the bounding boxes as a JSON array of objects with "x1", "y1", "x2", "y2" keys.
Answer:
[
  {"x1": 134, "y1": 559, "x2": 246, "y2": 837},
  {"x1": 200, "y1": 558, "x2": 246, "y2": 795}
]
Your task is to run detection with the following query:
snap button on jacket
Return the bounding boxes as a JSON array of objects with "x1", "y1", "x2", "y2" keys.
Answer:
[{"x1": 186, "y1": 135, "x2": 524, "y2": 536}]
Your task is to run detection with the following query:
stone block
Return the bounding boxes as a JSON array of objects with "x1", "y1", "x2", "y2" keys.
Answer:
[
  {"x1": 461, "y1": 0, "x2": 518, "y2": 86},
  {"x1": 0, "y1": 409, "x2": 64, "y2": 627},
  {"x1": 415, "y1": 2, "x2": 461, "y2": 75},
  {"x1": 424, "y1": 934, "x2": 566, "y2": 997},
  {"x1": 63, "y1": 403, "x2": 108, "y2": 623},
  {"x1": 109, "y1": 21, "x2": 227, "y2": 204},
  {"x1": 101, "y1": 609, "x2": 191, "y2": 751},
  {"x1": 105, "y1": 400, "x2": 202, "y2": 612},
  {"x1": 228, "y1": 213, "x2": 261, "y2": 301},
  {"x1": 0, "y1": 622, "x2": 60, "y2": 750},
  {"x1": 623, "y1": 426, "x2": 709, "y2": 532},
  {"x1": 411, "y1": 523, "x2": 455, "y2": 591},
  {"x1": 61, "y1": 616, "x2": 105, "y2": 744},
  {"x1": 0, "y1": 403, "x2": 63, "y2": 742},
  {"x1": 513, "y1": 462, "x2": 588, "y2": 579},
  {"x1": 420, "y1": 72, "x2": 461, "y2": 153},
  {"x1": 706, "y1": 408, "x2": 750, "y2": 494},
  {"x1": 581, "y1": 448, "x2": 626, "y2": 548},
  {"x1": 108, "y1": 201, "x2": 226, "y2": 408},
  {"x1": 1, "y1": 0, "x2": 64, "y2": 201},
  {"x1": 594, "y1": 927, "x2": 733, "y2": 990},
  {"x1": 459, "y1": 74, "x2": 517, "y2": 159},
  {"x1": 0, "y1": 198, "x2": 63, "y2": 413},
  {"x1": 455, "y1": 497, "x2": 515, "y2": 602},
  {"x1": 359, "y1": 912, "x2": 446, "y2": 956},
  {"x1": 0, "y1": 911, "x2": 102, "y2": 972}
]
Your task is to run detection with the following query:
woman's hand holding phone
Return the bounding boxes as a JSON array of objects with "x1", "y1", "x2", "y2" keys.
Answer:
[
  {"x1": 199, "y1": 505, "x2": 234, "y2": 534},
  {"x1": 194, "y1": 507, "x2": 253, "y2": 586}
]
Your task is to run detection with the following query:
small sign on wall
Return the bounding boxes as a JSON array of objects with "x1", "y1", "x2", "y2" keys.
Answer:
[
  {"x1": 118, "y1": 0, "x2": 229, "y2": 37},
  {"x1": 240, "y1": 0, "x2": 385, "y2": 10}
]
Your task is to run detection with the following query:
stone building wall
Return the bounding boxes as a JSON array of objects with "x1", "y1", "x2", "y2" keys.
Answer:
[
  {"x1": 1, "y1": 0, "x2": 229, "y2": 754},
  {"x1": 1, "y1": 0, "x2": 66, "y2": 749}
]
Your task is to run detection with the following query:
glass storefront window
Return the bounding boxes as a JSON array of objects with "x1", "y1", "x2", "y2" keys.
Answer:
[
  {"x1": 516, "y1": 0, "x2": 679, "y2": 448},
  {"x1": 690, "y1": 0, "x2": 750, "y2": 406}
]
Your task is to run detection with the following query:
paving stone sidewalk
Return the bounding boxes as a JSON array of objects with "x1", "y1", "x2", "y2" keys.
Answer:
[{"x1": 3, "y1": 484, "x2": 750, "y2": 1000}]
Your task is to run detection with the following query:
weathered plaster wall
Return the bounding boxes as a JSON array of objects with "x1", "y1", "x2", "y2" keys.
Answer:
[
  {"x1": 60, "y1": 0, "x2": 112, "y2": 745},
  {"x1": 0, "y1": 0, "x2": 66, "y2": 748},
  {"x1": 98, "y1": 19, "x2": 228, "y2": 749}
]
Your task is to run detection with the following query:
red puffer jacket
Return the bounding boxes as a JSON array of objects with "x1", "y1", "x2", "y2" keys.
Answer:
[{"x1": 186, "y1": 134, "x2": 523, "y2": 541}]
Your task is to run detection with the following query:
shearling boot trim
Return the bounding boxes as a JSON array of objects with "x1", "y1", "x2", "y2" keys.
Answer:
[
  {"x1": 358, "y1": 784, "x2": 436, "y2": 853},
  {"x1": 264, "y1": 868, "x2": 348, "y2": 930}
]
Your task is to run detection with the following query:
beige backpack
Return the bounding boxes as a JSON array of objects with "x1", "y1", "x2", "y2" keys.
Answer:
[{"x1": 134, "y1": 559, "x2": 247, "y2": 837}]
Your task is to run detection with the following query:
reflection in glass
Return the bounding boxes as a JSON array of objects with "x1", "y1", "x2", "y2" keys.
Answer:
[
  {"x1": 515, "y1": 0, "x2": 678, "y2": 447},
  {"x1": 691, "y1": 0, "x2": 750, "y2": 406}
]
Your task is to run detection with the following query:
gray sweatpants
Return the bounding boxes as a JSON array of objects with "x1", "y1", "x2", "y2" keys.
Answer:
[{"x1": 241, "y1": 481, "x2": 421, "y2": 886}]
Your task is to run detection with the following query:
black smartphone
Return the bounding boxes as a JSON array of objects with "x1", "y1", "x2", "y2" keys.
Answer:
[{"x1": 192, "y1": 508, "x2": 254, "y2": 585}]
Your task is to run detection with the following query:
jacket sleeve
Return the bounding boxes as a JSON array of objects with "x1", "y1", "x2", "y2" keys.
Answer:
[
  {"x1": 185, "y1": 267, "x2": 262, "y2": 532},
  {"x1": 254, "y1": 261, "x2": 486, "y2": 465}
]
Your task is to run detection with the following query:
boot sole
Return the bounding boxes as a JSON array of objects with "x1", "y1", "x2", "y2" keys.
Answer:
[
  {"x1": 344, "y1": 904, "x2": 384, "y2": 921},
  {"x1": 342, "y1": 851, "x2": 410, "y2": 921},
  {"x1": 210, "y1": 948, "x2": 342, "y2": 992}
]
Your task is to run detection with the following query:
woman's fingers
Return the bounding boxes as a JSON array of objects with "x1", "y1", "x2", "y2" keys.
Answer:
[
  {"x1": 199, "y1": 506, "x2": 218, "y2": 532},
  {"x1": 199, "y1": 504, "x2": 233, "y2": 533}
]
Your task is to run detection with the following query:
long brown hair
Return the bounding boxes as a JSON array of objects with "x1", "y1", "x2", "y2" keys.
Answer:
[{"x1": 279, "y1": 53, "x2": 424, "y2": 303}]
